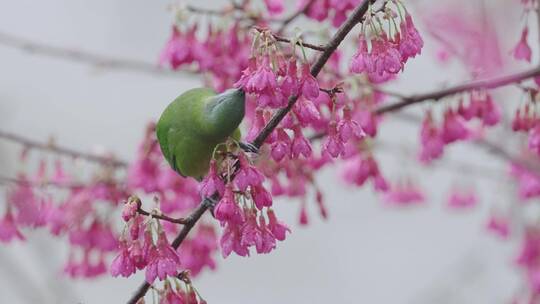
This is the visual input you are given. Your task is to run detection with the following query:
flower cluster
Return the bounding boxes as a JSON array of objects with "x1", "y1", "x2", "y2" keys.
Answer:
[
  {"x1": 447, "y1": 187, "x2": 477, "y2": 209},
  {"x1": 297, "y1": 0, "x2": 363, "y2": 27},
  {"x1": 208, "y1": 152, "x2": 290, "y2": 257},
  {"x1": 511, "y1": 99, "x2": 540, "y2": 156},
  {"x1": 418, "y1": 91, "x2": 500, "y2": 164},
  {"x1": 383, "y1": 180, "x2": 425, "y2": 207},
  {"x1": 350, "y1": 3, "x2": 424, "y2": 82},
  {"x1": 160, "y1": 23, "x2": 251, "y2": 92},
  {"x1": 111, "y1": 202, "x2": 181, "y2": 284},
  {"x1": 2, "y1": 160, "x2": 125, "y2": 278}
]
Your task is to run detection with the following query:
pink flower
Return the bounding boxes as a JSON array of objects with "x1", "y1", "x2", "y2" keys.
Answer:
[
  {"x1": 384, "y1": 182, "x2": 425, "y2": 207},
  {"x1": 323, "y1": 121, "x2": 344, "y2": 158},
  {"x1": 513, "y1": 27, "x2": 532, "y2": 62},
  {"x1": 221, "y1": 223, "x2": 249, "y2": 257},
  {"x1": 447, "y1": 188, "x2": 477, "y2": 209},
  {"x1": 255, "y1": 215, "x2": 277, "y2": 254},
  {"x1": 299, "y1": 63, "x2": 319, "y2": 100},
  {"x1": 356, "y1": 110, "x2": 378, "y2": 137},
  {"x1": 441, "y1": 109, "x2": 469, "y2": 144},
  {"x1": 337, "y1": 107, "x2": 366, "y2": 142},
  {"x1": 486, "y1": 215, "x2": 510, "y2": 239},
  {"x1": 177, "y1": 224, "x2": 217, "y2": 276},
  {"x1": 235, "y1": 154, "x2": 264, "y2": 192},
  {"x1": 110, "y1": 241, "x2": 136, "y2": 278},
  {"x1": 0, "y1": 209, "x2": 24, "y2": 242},
  {"x1": 350, "y1": 35, "x2": 373, "y2": 74},
  {"x1": 419, "y1": 111, "x2": 444, "y2": 163},
  {"x1": 236, "y1": 56, "x2": 286, "y2": 109},
  {"x1": 122, "y1": 197, "x2": 140, "y2": 222},
  {"x1": 529, "y1": 125, "x2": 540, "y2": 156},
  {"x1": 145, "y1": 232, "x2": 181, "y2": 283},
  {"x1": 280, "y1": 58, "x2": 300, "y2": 96},
  {"x1": 267, "y1": 209, "x2": 290, "y2": 241},
  {"x1": 371, "y1": 35, "x2": 402, "y2": 75},
  {"x1": 291, "y1": 126, "x2": 312, "y2": 158},
  {"x1": 299, "y1": 203, "x2": 309, "y2": 225},
  {"x1": 264, "y1": 0, "x2": 284, "y2": 15},
  {"x1": 270, "y1": 128, "x2": 291, "y2": 162},
  {"x1": 159, "y1": 26, "x2": 198, "y2": 69},
  {"x1": 398, "y1": 14, "x2": 424, "y2": 62},
  {"x1": 251, "y1": 184, "x2": 273, "y2": 210},
  {"x1": 293, "y1": 97, "x2": 321, "y2": 125},
  {"x1": 199, "y1": 160, "x2": 225, "y2": 197},
  {"x1": 214, "y1": 186, "x2": 244, "y2": 224},
  {"x1": 8, "y1": 177, "x2": 44, "y2": 227}
]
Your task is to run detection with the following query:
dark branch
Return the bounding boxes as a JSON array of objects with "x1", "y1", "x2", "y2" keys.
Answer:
[{"x1": 375, "y1": 66, "x2": 540, "y2": 114}]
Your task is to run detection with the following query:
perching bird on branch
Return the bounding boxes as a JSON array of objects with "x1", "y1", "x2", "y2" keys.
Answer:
[{"x1": 156, "y1": 88, "x2": 256, "y2": 180}]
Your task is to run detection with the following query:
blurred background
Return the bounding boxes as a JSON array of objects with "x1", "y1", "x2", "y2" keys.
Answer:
[{"x1": 0, "y1": 0, "x2": 531, "y2": 303}]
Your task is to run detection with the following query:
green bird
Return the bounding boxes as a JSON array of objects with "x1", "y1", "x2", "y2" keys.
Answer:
[{"x1": 156, "y1": 88, "x2": 255, "y2": 181}]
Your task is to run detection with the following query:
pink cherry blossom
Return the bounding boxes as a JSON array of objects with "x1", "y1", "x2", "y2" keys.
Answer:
[
  {"x1": 110, "y1": 241, "x2": 136, "y2": 278},
  {"x1": 199, "y1": 160, "x2": 226, "y2": 197},
  {"x1": 513, "y1": 27, "x2": 532, "y2": 62},
  {"x1": 214, "y1": 187, "x2": 244, "y2": 225},
  {"x1": 251, "y1": 184, "x2": 273, "y2": 210},
  {"x1": 270, "y1": 128, "x2": 292, "y2": 162},
  {"x1": 145, "y1": 232, "x2": 181, "y2": 283},
  {"x1": 419, "y1": 111, "x2": 444, "y2": 163},
  {"x1": 323, "y1": 121, "x2": 344, "y2": 158},
  {"x1": 486, "y1": 215, "x2": 510, "y2": 239},
  {"x1": 447, "y1": 188, "x2": 477, "y2": 209},
  {"x1": 0, "y1": 208, "x2": 25, "y2": 242},
  {"x1": 337, "y1": 107, "x2": 366, "y2": 142},
  {"x1": 235, "y1": 154, "x2": 265, "y2": 192},
  {"x1": 291, "y1": 126, "x2": 312, "y2": 158},
  {"x1": 264, "y1": 0, "x2": 284, "y2": 15},
  {"x1": 267, "y1": 209, "x2": 290, "y2": 241},
  {"x1": 299, "y1": 63, "x2": 320, "y2": 100}
]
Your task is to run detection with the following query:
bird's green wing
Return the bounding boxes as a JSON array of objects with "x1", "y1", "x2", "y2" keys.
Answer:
[{"x1": 166, "y1": 127, "x2": 216, "y2": 180}]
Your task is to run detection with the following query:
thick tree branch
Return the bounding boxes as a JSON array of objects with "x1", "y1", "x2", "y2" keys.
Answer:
[
  {"x1": 0, "y1": 130, "x2": 127, "y2": 168},
  {"x1": 374, "y1": 66, "x2": 540, "y2": 114},
  {"x1": 126, "y1": 1, "x2": 376, "y2": 303}
]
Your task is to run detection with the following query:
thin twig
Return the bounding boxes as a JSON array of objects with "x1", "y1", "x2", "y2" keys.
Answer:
[
  {"x1": 0, "y1": 130, "x2": 127, "y2": 168},
  {"x1": 136, "y1": 207, "x2": 189, "y2": 225},
  {"x1": 254, "y1": 27, "x2": 326, "y2": 51},
  {"x1": 125, "y1": 1, "x2": 376, "y2": 303},
  {"x1": 0, "y1": 30, "x2": 194, "y2": 77},
  {"x1": 374, "y1": 66, "x2": 540, "y2": 114}
]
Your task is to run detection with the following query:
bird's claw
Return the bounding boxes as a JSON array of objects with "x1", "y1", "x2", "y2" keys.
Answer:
[{"x1": 238, "y1": 142, "x2": 259, "y2": 154}]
